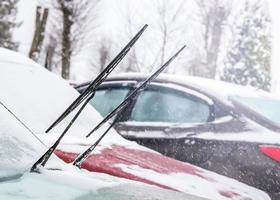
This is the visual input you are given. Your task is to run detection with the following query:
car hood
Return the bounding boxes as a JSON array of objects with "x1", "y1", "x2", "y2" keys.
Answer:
[
  {"x1": 1, "y1": 167, "x2": 209, "y2": 200},
  {"x1": 0, "y1": 48, "x2": 271, "y2": 200}
]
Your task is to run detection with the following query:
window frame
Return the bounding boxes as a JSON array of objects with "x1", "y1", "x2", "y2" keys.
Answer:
[
  {"x1": 127, "y1": 82, "x2": 214, "y2": 124},
  {"x1": 78, "y1": 80, "x2": 216, "y2": 125}
]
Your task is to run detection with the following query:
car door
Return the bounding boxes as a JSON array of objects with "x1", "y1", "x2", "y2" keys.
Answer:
[{"x1": 113, "y1": 82, "x2": 218, "y2": 161}]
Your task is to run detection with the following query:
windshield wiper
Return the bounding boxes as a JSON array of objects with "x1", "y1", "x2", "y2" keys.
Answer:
[
  {"x1": 31, "y1": 25, "x2": 148, "y2": 172},
  {"x1": 73, "y1": 45, "x2": 186, "y2": 167},
  {"x1": 45, "y1": 24, "x2": 148, "y2": 133}
]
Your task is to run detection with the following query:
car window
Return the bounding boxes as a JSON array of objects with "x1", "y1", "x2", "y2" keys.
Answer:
[
  {"x1": 130, "y1": 87, "x2": 210, "y2": 123},
  {"x1": 231, "y1": 96, "x2": 280, "y2": 124},
  {"x1": 90, "y1": 87, "x2": 130, "y2": 117}
]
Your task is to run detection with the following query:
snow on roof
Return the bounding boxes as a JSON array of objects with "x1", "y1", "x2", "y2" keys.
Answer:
[{"x1": 107, "y1": 72, "x2": 278, "y2": 101}]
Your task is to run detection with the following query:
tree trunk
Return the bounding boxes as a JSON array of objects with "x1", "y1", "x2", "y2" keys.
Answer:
[
  {"x1": 29, "y1": 7, "x2": 49, "y2": 61},
  {"x1": 60, "y1": 2, "x2": 73, "y2": 80}
]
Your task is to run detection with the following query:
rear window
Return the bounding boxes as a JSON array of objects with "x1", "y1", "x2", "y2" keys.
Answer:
[{"x1": 231, "y1": 96, "x2": 280, "y2": 124}]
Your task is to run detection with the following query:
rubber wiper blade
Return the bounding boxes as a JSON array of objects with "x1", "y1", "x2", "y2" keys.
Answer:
[
  {"x1": 72, "y1": 45, "x2": 186, "y2": 167},
  {"x1": 45, "y1": 24, "x2": 148, "y2": 133},
  {"x1": 31, "y1": 25, "x2": 148, "y2": 172}
]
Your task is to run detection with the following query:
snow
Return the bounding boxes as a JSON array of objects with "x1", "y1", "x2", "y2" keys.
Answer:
[
  {"x1": 108, "y1": 73, "x2": 279, "y2": 101},
  {"x1": 117, "y1": 164, "x2": 269, "y2": 200},
  {"x1": 0, "y1": 48, "x2": 134, "y2": 148},
  {"x1": 0, "y1": 103, "x2": 45, "y2": 175},
  {"x1": 0, "y1": 172, "x2": 210, "y2": 200},
  {"x1": 0, "y1": 48, "x2": 271, "y2": 200}
]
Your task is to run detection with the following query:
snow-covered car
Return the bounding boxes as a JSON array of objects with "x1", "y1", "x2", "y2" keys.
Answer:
[
  {"x1": 0, "y1": 48, "x2": 271, "y2": 200},
  {"x1": 75, "y1": 73, "x2": 280, "y2": 200},
  {"x1": 0, "y1": 102, "x2": 205, "y2": 200}
]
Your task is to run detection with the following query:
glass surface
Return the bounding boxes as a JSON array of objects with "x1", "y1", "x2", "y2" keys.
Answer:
[
  {"x1": 231, "y1": 96, "x2": 280, "y2": 124},
  {"x1": 130, "y1": 87, "x2": 210, "y2": 123},
  {"x1": 90, "y1": 88, "x2": 130, "y2": 117}
]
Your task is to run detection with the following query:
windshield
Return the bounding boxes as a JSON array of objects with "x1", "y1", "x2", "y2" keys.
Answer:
[
  {"x1": 231, "y1": 96, "x2": 280, "y2": 124},
  {"x1": 0, "y1": 103, "x2": 45, "y2": 179}
]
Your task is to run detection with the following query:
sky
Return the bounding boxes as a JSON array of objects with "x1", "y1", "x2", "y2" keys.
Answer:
[{"x1": 14, "y1": 0, "x2": 280, "y2": 95}]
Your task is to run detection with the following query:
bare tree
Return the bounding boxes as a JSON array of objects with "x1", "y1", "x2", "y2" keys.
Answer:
[
  {"x1": 118, "y1": 0, "x2": 187, "y2": 73},
  {"x1": 121, "y1": 9, "x2": 142, "y2": 72},
  {"x1": 190, "y1": 0, "x2": 232, "y2": 79},
  {"x1": 46, "y1": 0, "x2": 100, "y2": 79},
  {"x1": 29, "y1": 6, "x2": 49, "y2": 61},
  {"x1": 89, "y1": 36, "x2": 112, "y2": 74},
  {"x1": 154, "y1": 0, "x2": 185, "y2": 66},
  {"x1": 148, "y1": 0, "x2": 188, "y2": 73}
]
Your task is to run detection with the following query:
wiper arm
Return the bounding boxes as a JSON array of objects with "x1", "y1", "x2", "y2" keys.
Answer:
[
  {"x1": 73, "y1": 45, "x2": 186, "y2": 167},
  {"x1": 45, "y1": 24, "x2": 148, "y2": 133},
  {"x1": 31, "y1": 25, "x2": 148, "y2": 172},
  {"x1": 73, "y1": 117, "x2": 118, "y2": 168},
  {"x1": 30, "y1": 93, "x2": 95, "y2": 172}
]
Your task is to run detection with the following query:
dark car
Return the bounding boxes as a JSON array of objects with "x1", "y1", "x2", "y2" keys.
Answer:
[{"x1": 75, "y1": 73, "x2": 280, "y2": 199}]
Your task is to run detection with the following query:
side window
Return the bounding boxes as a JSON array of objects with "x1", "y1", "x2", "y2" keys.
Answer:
[
  {"x1": 130, "y1": 87, "x2": 210, "y2": 123},
  {"x1": 89, "y1": 87, "x2": 130, "y2": 117}
]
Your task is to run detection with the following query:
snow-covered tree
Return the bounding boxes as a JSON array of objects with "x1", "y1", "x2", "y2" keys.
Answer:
[
  {"x1": 0, "y1": 0, "x2": 19, "y2": 50},
  {"x1": 222, "y1": 0, "x2": 271, "y2": 91}
]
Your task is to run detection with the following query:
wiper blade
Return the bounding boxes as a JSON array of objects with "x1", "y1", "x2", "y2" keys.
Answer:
[
  {"x1": 45, "y1": 24, "x2": 148, "y2": 133},
  {"x1": 31, "y1": 25, "x2": 148, "y2": 172},
  {"x1": 72, "y1": 45, "x2": 186, "y2": 167}
]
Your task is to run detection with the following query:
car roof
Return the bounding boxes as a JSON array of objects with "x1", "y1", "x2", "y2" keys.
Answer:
[{"x1": 104, "y1": 73, "x2": 277, "y2": 100}]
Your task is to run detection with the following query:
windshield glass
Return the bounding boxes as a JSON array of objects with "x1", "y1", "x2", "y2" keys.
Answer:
[
  {"x1": 0, "y1": 103, "x2": 45, "y2": 179},
  {"x1": 231, "y1": 96, "x2": 280, "y2": 124}
]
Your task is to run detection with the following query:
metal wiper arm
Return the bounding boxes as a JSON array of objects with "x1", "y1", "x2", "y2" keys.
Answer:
[
  {"x1": 73, "y1": 117, "x2": 118, "y2": 168},
  {"x1": 45, "y1": 24, "x2": 148, "y2": 133},
  {"x1": 30, "y1": 93, "x2": 95, "y2": 172}
]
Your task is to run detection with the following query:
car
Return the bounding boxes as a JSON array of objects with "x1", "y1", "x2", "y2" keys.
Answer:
[
  {"x1": 0, "y1": 102, "x2": 209, "y2": 200},
  {"x1": 0, "y1": 48, "x2": 270, "y2": 200},
  {"x1": 75, "y1": 73, "x2": 280, "y2": 199}
]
